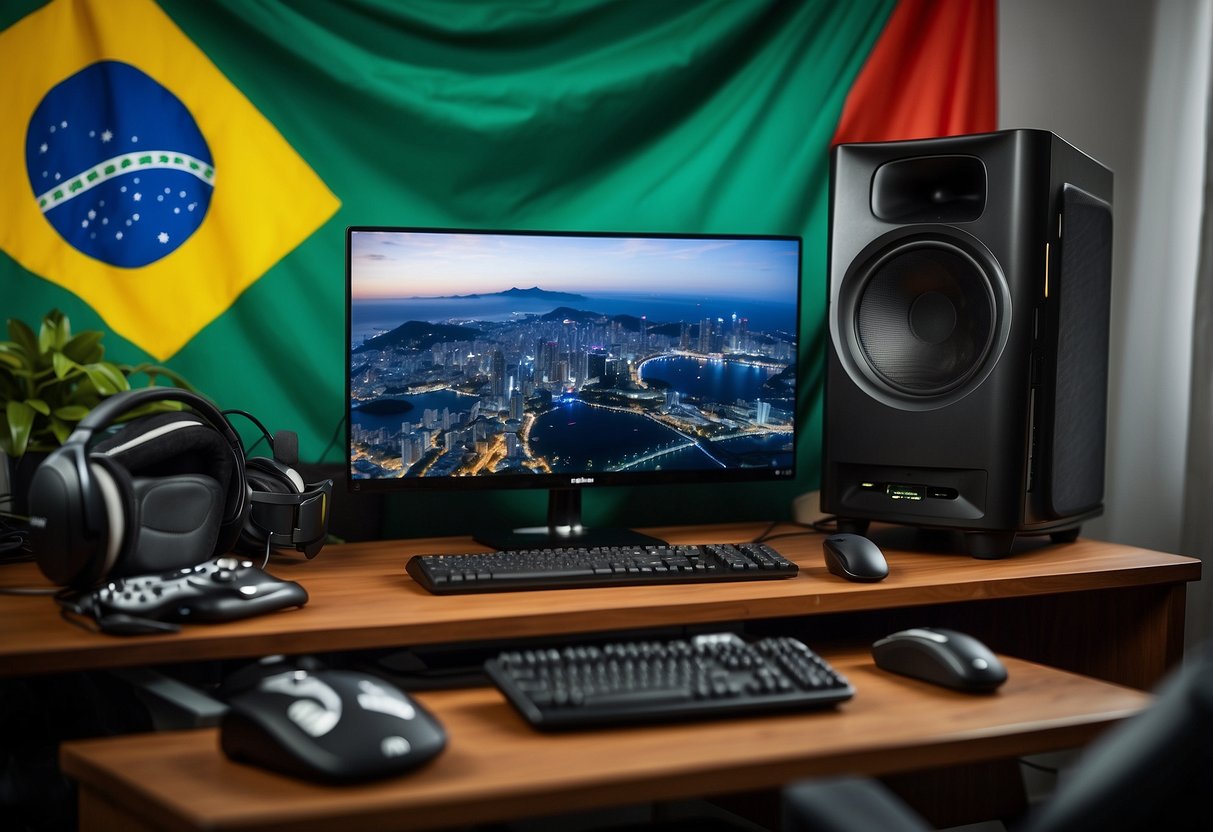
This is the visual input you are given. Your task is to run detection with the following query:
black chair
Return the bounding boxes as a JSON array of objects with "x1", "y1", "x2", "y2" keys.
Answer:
[{"x1": 781, "y1": 642, "x2": 1213, "y2": 832}]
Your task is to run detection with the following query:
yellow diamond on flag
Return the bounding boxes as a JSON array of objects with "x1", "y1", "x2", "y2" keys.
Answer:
[{"x1": 0, "y1": 0, "x2": 340, "y2": 360}]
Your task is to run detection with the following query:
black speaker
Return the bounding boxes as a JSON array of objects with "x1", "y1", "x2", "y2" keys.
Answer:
[
  {"x1": 27, "y1": 388, "x2": 332, "y2": 587},
  {"x1": 821, "y1": 129, "x2": 1113, "y2": 557}
]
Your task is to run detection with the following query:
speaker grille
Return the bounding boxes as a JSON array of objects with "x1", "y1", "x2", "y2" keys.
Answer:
[
  {"x1": 855, "y1": 244, "x2": 996, "y2": 396},
  {"x1": 1050, "y1": 185, "x2": 1112, "y2": 515}
]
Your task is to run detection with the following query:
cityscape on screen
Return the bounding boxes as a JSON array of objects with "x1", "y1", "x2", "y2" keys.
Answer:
[{"x1": 349, "y1": 231, "x2": 800, "y2": 481}]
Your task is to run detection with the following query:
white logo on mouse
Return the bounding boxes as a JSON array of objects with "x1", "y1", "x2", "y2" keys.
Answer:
[
  {"x1": 357, "y1": 678, "x2": 416, "y2": 720},
  {"x1": 263, "y1": 672, "x2": 342, "y2": 737},
  {"x1": 381, "y1": 736, "x2": 412, "y2": 757}
]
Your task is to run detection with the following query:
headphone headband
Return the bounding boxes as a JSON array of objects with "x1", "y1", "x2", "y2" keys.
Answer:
[
  {"x1": 80, "y1": 389, "x2": 248, "y2": 552},
  {"x1": 74, "y1": 388, "x2": 241, "y2": 450}
]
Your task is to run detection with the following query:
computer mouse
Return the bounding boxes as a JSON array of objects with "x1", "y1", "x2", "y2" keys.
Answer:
[
  {"x1": 219, "y1": 667, "x2": 447, "y2": 782},
  {"x1": 872, "y1": 627, "x2": 1008, "y2": 692},
  {"x1": 822, "y1": 533, "x2": 889, "y2": 582}
]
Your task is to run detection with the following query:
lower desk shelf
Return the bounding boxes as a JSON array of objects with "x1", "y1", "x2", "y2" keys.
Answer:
[{"x1": 62, "y1": 647, "x2": 1151, "y2": 832}]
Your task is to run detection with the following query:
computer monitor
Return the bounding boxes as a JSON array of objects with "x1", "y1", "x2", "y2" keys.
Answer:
[{"x1": 346, "y1": 227, "x2": 802, "y2": 549}]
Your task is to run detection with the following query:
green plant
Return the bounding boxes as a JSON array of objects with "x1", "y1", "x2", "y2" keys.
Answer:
[{"x1": 0, "y1": 309, "x2": 193, "y2": 458}]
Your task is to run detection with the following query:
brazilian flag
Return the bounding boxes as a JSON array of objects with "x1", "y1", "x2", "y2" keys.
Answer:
[{"x1": 0, "y1": 0, "x2": 994, "y2": 534}]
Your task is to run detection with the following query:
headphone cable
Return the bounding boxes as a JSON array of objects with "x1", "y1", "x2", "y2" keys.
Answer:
[
  {"x1": 0, "y1": 503, "x2": 32, "y2": 563},
  {"x1": 219, "y1": 410, "x2": 346, "y2": 466},
  {"x1": 223, "y1": 408, "x2": 274, "y2": 456}
]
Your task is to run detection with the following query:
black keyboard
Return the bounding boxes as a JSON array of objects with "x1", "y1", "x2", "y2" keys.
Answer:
[
  {"x1": 484, "y1": 632, "x2": 853, "y2": 729},
  {"x1": 405, "y1": 542, "x2": 798, "y2": 594}
]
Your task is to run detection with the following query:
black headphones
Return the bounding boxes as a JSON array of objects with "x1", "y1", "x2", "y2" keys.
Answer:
[{"x1": 26, "y1": 388, "x2": 331, "y2": 589}]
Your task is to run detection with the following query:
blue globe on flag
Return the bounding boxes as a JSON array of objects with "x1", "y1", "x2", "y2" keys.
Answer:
[{"x1": 25, "y1": 60, "x2": 214, "y2": 268}]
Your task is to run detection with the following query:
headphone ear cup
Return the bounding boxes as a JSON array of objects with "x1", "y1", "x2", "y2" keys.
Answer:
[
  {"x1": 236, "y1": 457, "x2": 304, "y2": 556},
  {"x1": 87, "y1": 454, "x2": 138, "y2": 581},
  {"x1": 27, "y1": 445, "x2": 128, "y2": 588},
  {"x1": 94, "y1": 410, "x2": 246, "y2": 558},
  {"x1": 29, "y1": 389, "x2": 251, "y2": 587},
  {"x1": 123, "y1": 473, "x2": 225, "y2": 575}
]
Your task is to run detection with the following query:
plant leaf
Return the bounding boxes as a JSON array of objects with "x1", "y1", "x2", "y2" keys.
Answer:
[
  {"x1": 52, "y1": 404, "x2": 93, "y2": 421},
  {"x1": 62, "y1": 331, "x2": 104, "y2": 364},
  {"x1": 7, "y1": 319, "x2": 38, "y2": 360},
  {"x1": 0, "y1": 342, "x2": 34, "y2": 377},
  {"x1": 6, "y1": 400, "x2": 35, "y2": 458},
  {"x1": 83, "y1": 363, "x2": 130, "y2": 395},
  {"x1": 124, "y1": 363, "x2": 198, "y2": 391},
  {"x1": 0, "y1": 348, "x2": 23, "y2": 370},
  {"x1": 39, "y1": 310, "x2": 70, "y2": 353},
  {"x1": 3, "y1": 311, "x2": 197, "y2": 455},
  {"x1": 52, "y1": 351, "x2": 80, "y2": 380},
  {"x1": 49, "y1": 415, "x2": 74, "y2": 445},
  {"x1": 62, "y1": 376, "x2": 103, "y2": 406}
]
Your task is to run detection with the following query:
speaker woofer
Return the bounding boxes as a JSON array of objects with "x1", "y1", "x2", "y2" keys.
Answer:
[
  {"x1": 834, "y1": 234, "x2": 1006, "y2": 408},
  {"x1": 855, "y1": 242, "x2": 995, "y2": 395}
]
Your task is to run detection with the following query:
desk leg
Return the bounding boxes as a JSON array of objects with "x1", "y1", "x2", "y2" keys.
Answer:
[{"x1": 78, "y1": 786, "x2": 159, "y2": 832}]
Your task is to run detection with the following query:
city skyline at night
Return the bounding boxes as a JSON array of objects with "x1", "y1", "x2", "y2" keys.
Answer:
[{"x1": 347, "y1": 228, "x2": 800, "y2": 484}]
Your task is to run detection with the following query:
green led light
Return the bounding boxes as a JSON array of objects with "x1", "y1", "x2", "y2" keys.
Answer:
[{"x1": 887, "y1": 483, "x2": 925, "y2": 501}]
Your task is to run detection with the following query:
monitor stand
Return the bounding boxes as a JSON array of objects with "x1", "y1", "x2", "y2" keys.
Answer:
[{"x1": 473, "y1": 488, "x2": 667, "y2": 551}]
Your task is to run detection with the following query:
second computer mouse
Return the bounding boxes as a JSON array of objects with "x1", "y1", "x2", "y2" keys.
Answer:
[
  {"x1": 220, "y1": 668, "x2": 447, "y2": 783},
  {"x1": 822, "y1": 533, "x2": 889, "y2": 582},
  {"x1": 872, "y1": 627, "x2": 1008, "y2": 692}
]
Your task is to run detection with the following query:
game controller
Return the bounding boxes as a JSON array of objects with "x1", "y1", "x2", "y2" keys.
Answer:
[{"x1": 87, "y1": 556, "x2": 308, "y2": 623}]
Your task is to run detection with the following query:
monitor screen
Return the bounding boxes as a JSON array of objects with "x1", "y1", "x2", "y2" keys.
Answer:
[{"x1": 347, "y1": 227, "x2": 802, "y2": 548}]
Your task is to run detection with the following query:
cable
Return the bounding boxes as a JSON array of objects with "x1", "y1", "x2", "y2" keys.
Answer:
[
  {"x1": 0, "y1": 530, "x2": 30, "y2": 561},
  {"x1": 224, "y1": 409, "x2": 346, "y2": 466},
  {"x1": 0, "y1": 504, "x2": 27, "y2": 523},
  {"x1": 752, "y1": 527, "x2": 818, "y2": 544},
  {"x1": 54, "y1": 587, "x2": 180, "y2": 635},
  {"x1": 0, "y1": 500, "x2": 32, "y2": 562},
  {"x1": 223, "y1": 408, "x2": 273, "y2": 457},
  {"x1": 222, "y1": 408, "x2": 274, "y2": 443},
  {"x1": 750, "y1": 516, "x2": 839, "y2": 544},
  {"x1": 59, "y1": 605, "x2": 103, "y2": 634},
  {"x1": 809, "y1": 516, "x2": 840, "y2": 534},
  {"x1": 749, "y1": 520, "x2": 781, "y2": 543}
]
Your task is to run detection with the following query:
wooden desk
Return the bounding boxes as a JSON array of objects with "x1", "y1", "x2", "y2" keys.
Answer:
[
  {"x1": 0, "y1": 523, "x2": 1200, "y2": 830},
  {"x1": 62, "y1": 648, "x2": 1150, "y2": 832},
  {"x1": 0, "y1": 522, "x2": 1199, "y2": 689}
]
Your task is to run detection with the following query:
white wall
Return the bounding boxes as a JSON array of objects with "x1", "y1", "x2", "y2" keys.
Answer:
[{"x1": 999, "y1": 0, "x2": 1211, "y2": 556}]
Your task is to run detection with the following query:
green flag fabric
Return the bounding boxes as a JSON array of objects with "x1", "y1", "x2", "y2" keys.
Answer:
[{"x1": 2, "y1": 0, "x2": 996, "y2": 535}]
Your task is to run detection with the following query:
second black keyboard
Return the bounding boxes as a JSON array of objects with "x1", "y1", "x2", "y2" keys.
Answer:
[
  {"x1": 406, "y1": 542, "x2": 798, "y2": 594},
  {"x1": 485, "y1": 632, "x2": 853, "y2": 729}
]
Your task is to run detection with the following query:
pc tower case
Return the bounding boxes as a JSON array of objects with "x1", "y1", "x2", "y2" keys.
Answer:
[{"x1": 821, "y1": 129, "x2": 1113, "y2": 558}]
